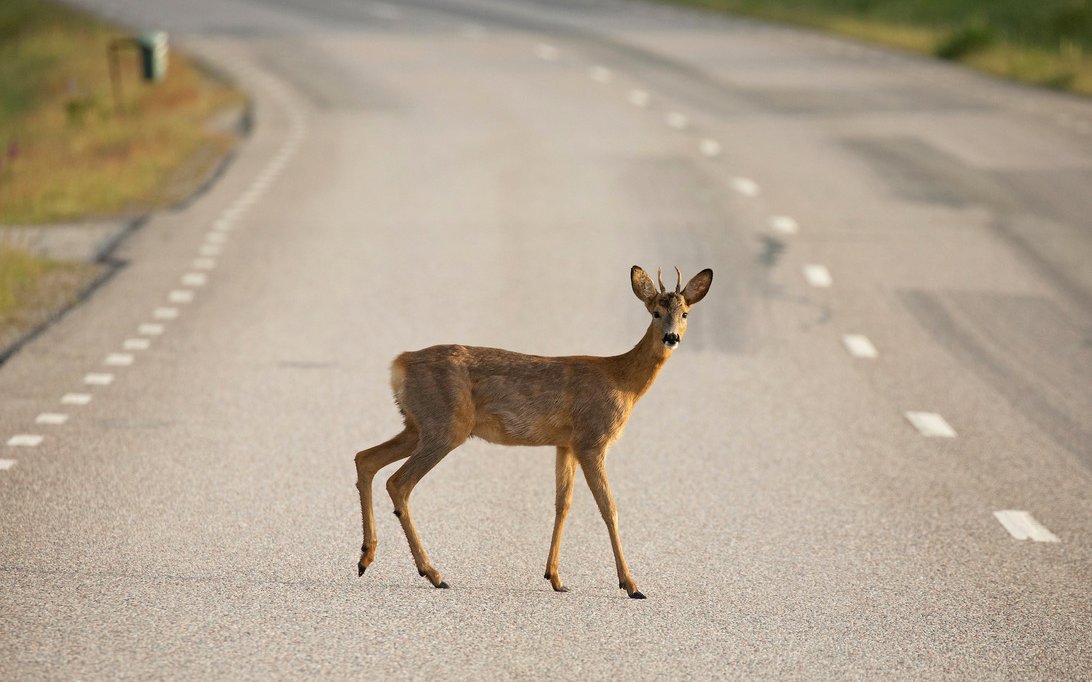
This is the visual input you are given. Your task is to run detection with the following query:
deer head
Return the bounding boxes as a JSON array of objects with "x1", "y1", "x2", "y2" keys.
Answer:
[{"x1": 630, "y1": 265, "x2": 714, "y2": 350}]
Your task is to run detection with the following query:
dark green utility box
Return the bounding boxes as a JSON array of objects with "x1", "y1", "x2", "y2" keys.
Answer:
[{"x1": 137, "y1": 31, "x2": 169, "y2": 82}]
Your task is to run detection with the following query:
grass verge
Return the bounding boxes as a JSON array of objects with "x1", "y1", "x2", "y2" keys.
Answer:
[
  {"x1": 0, "y1": 248, "x2": 101, "y2": 354},
  {"x1": 659, "y1": 0, "x2": 1092, "y2": 96},
  {"x1": 0, "y1": 0, "x2": 245, "y2": 224},
  {"x1": 0, "y1": 0, "x2": 245, "y2": 360}
]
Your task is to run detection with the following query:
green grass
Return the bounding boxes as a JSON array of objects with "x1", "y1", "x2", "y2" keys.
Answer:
[
  {"x1": 661, "y1": 0, "x2": 1092, "y2": 96},
  {"x1": 0, "y1": 0, "x2": 245, "y2": 224}
]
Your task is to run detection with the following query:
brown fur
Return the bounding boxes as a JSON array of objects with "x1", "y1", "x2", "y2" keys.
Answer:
[{"x1": 354, "y1": 265, "x2": 713, "y2": 597}]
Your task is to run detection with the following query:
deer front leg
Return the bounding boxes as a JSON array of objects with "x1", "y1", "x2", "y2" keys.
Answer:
[
  {"x1": 544, "y1": 446, "x2": 577, "y2": 592},
  {"x1": 578, "y1": 452, "x2": 645, "y2": 599},
  {"x1": 354, "y1": 427, "x2": 417, "y2": 576}
]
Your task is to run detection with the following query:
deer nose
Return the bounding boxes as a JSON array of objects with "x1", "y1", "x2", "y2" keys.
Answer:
[{"x1": 663, "y1": 333, "x2": 680, "y2": 348}]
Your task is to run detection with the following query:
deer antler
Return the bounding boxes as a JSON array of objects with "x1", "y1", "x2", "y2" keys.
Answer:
[
  {"x1": 674, "y1": 266, "x2": 682, "y2": 294},
  {"x1": 657, "y1": 267, "x2": 666, "y2": 293}
]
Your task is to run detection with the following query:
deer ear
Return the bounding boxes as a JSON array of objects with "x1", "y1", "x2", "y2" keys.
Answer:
[
  {"x1": 682, "y1": 268, "x2": 713, "y2": 306},
  {"x1": 630, "y1": 266, "x2": 658, "y2": 303}
]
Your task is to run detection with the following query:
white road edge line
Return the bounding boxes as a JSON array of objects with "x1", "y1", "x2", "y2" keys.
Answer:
[
  {"x1": 904, "y1": 411, "x2": 956, "y2": 438},
  {"x1": 35, "y1": 413, "x2": 69, "y2": 425},
  {"x1": 7, "y1": 434, "x2": 43, "y2": 447},
  {"x1": 842, "y1": 334, "x2": 878, "y2": 359},
  {"x1": 993, "y1": 510, "x2": 1060, "y2": 543},
  {"x1": 803, "y1": 264, "x2": 832, "y2": 288},
  {"x1": 61, "y1": 393, "x2": 92, "y2": 405}
]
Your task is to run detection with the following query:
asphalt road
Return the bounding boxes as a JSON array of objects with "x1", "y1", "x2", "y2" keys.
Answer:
[{"x1": 3, "y1": 0, "x2": 1091, "y2": 677}]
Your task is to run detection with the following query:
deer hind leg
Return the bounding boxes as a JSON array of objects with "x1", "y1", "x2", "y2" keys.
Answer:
[
  {"x1": 386, "y1": 433, "x2": 464, "y2": 589},
  {"x1": 544, "y1": 446, "x2": 577, "y2": 592},
  {"x1": 577, "y1": 450, "x2": 645, "y2": 599},
  {"x1": 354, "y1": 427, "x2": 418, "y2": 576}
]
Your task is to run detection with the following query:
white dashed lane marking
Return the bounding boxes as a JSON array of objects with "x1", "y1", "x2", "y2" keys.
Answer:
[
  {"x1": 368, "y1": 2, "x2": 401, "y2": 19},
  {"x1": 199, "y1": 244, "x2": 223, "y2": 257},
  {"x1": 769, "y1": 215, "x2": 799, "y2": 234},
  {"x1": 192, "y1": 258, "x2": 216, "y2": 270},
  {"x1": 139, "y1": 323, "x2": 165, "y2": 335},
  {"x1": 535, "y1": 44, "x2": 558, "y2": 61},
  {"x1": 205, "y1": 232, "x2": 228, "y2": 244},
  {"x1": 61, "y1": 393, "x2": 92, "y2": 405},
  {"x1": 699, "y1": 139, "x2": 721, "y2": 157},
  {"x1": 905, "y1": 411, "x2": 957, "y2": 438},
  {"x1": 994, "y1": 510, "x2": 1060, "y2": 542},
  {"x1": 842, "y1": 334, "x2": 878, "y2": 359},
  {"x1": 153, "y1": 307, "x2": 179, "y2": 320},
  {"x1": 182, "y1": 273, "x2": 208, "y2": 287},
  {"x1": 628, "y1": 89, "x2": 650, "y2": 107},
  {"x1": 803, "y1": 264, "x2": 832, "y2": 288},
  {"x1": 590, "y1": 66, "x2": 613, "y2": 83},
  {"x1": 665, "y1": 112, "x2": 689, "y2": 130},
  {"x1": 105, "y1": 353, "x2": 134, "y2": 366},
  {"x1": 123, "y1": 338, "x2": 151, "y2": 351},
  {"x1": 0, "y1": 459, "x2": 15, "y2": 471},
  {"x1": 730, "y1": 177, "x2": 760, "y2": 196},
  {"x1": 84, "y1": 373, "x2": 114, "y2": 386},
  {"x1": 168, "y1": 290, "x2": 195, "y2": 304},
  {"x1": 7, "y1": 434, "x2": 43, "y2": 447},
  {"x1": 461, "y1": 23, "x2": 486, "y2": 38},
  {"x1": 35, "y1": 413, "x2": 68, "y2": 425}
]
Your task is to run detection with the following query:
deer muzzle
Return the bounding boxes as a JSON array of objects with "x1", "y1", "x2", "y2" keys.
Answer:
[{"x1": 662, "y1": 332, "x2": 680, "y2": 349}]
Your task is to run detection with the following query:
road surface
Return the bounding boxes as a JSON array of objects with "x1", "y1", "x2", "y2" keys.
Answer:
[{"x1": 2, "y1": 0, "x2": 1090, "y2": 677}]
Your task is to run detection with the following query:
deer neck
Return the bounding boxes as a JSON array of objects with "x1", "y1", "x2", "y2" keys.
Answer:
[{"x1": 613, "y1": 322, "x2": 670, "y2": 399}]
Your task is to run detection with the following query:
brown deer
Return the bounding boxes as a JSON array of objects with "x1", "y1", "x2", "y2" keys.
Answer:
[{"x1": 354, "y1": 265, "x2": 713, "y2": 599}]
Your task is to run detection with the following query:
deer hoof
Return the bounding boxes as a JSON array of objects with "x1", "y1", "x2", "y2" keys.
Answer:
[
  {"x1": 544, "y1": 572, "x2": 551, "y2": 580},
  {"x1": 553, "y1": 585, "x2": 569, "y2": 593},
  {"x1": 357, "y1": 562, "x2": 366, "y2": 577},
  {"x1": 436, "y1": 581, "x2": 450, "y2": 589},
  {"x1": 628, "y1": 590, "x2": 647, "y2": 600}
]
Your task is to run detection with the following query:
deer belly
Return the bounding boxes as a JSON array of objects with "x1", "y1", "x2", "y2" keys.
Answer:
[{"x1": 471, "y1": 410, "x2": 567, "y2": 446}]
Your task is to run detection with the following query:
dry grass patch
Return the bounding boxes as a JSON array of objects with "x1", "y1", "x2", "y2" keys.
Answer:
[{"x1": 0, "y1": 0, "x2": 245, "y2": 224}]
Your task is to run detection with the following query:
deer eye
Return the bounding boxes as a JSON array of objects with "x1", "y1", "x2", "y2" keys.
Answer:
[
  {"x1": 653, "y1": 311, "x2": 661, "y2": 318},
  {"x1": 682, "y1": 312, "x2": 688, "y2": 318}
]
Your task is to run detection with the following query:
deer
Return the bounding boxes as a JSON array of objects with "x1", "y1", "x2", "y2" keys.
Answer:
[{"x1": 353, "y1": 265, "x2": 713, "y2": 599}]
